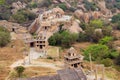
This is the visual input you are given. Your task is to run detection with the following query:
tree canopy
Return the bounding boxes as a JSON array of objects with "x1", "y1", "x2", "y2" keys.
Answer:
[
  {"x1": 84, "y1": 44, "x2": 110, "y2": 61},
  {"x1": 48, "y1": 30, "x2": 78, "y2": 48},
  {"x1": 14, "y1": 66, "x2": 25, "y2": 77}
]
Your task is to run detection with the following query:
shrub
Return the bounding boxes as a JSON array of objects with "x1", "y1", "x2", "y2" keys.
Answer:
[
  {"x1": 114, "y1": 21, "x2": 120, "y2": 30},
  {"x1": 27, "y1": 2, "x2": 38, "y2": 8},
  {"x1": 68, "y1": 7, "x2": 76, "y2": 12},
  {"x1": 48, "y1": 30, "x2": 78, "y2": 48},
  {"x1": 0, "y1": 27, "x2": 10, "y2": 47},
  {"x1": 12, "y1": 9, "x2": 36, "y2": 23},
  {"x1": 38, "y1": 0, "x2": 52, "y2": 7},
  {"x1": 77, "y1": 32, "x2": 88, "y2": 42},
  {"x1": 89, "y1": 19, "x2": 103, "y2": 28},
  {"x1": 109, "y1": 50, "x2": 119, "y2": 59},
  {"x1": 47, "y1": 56, "x2": 53, "y2": 59},
  {"x1": 58, "y1": 3, "x2": 67, "y2": 11},
  {"x1": 84, "y1": 44, "x2": 110, "y2": 61},
  {"x1": 102, "y1": 26, "x2": 112, "y2": 36},
  {"x1": 114, "y1": 2, "x2": 120, "y2": 9},
  {"x1": 12, "y1": 13, "x2": 26, "y2": 23},
  {"x1": 14, "y1": 66, "x2": 25, "y2": 77},
  {"x1": 92, "y1": 30, "x2": 103, "y2": 42},
  {"x1": 83, "y1": 0, "x2": 97, "y2": 11},
  {"x1": 115, "y1": 54, "x2": 120, "y2": 65},
  {"x1": 99, "y1": 36, "x2": 113, "y2": 45},
  {"x1": 111, "y1": 14, "x2": 120, "y2": 23},
  {"x1": 85, "y1": 26, "x2": 95, "y2": 42},
  {"x1": 100, "y1": 58, "x2": 113, "y2": 67},
  {"x1": 0, "y1": 0, "x2": 5, "y2": 5},
  {"x1": 48, "y1": 36, "x2": 56, "y2": 46}
]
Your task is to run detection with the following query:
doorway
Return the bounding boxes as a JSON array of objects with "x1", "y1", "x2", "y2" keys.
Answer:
[
  {"x1": 30, "y1": 42, "x2": 34, "y2": 47},
  {"x1": 12, "y1": 28, "x2": 15, "y2": 32}
]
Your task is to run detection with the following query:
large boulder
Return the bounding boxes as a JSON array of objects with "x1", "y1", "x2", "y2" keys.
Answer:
[
  {"x1": 68, "y1": 21, "x2": 83, "y2": 33},
  {"x1": 92, "y1": 11, "x2": 101, "y2": 19},
  {"x1": 83, "y1": 13, "x2": 90, "y2": 23},
  {"x1": 74, "y1": 10, "x2": 84, "y2": 19},
  {"x1": 52, "y1": 7, "x2": 65, "y2": 15},
  {"x1": 11, "y1": 1, "x2": 26, "y2": 14}
]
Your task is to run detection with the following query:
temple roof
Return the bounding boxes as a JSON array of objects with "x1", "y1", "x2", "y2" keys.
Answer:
[{"x1": 16, "y1": 68, "x2": 87, "y2": 80}]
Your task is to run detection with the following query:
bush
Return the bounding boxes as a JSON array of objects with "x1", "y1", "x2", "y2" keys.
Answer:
[
  {"x1": 0, "y1": 0, "x2": 5, "y2": 5},
  {"x1": 48, "y1": 30, "x2": 78, "y2": 48},
  {"x1": 111, "y1": 14, "x2": 120, "y2": 23},
  {"x1": 48, "y1": 36, "x2": 56, "y2": 46},
  {"x1": 47, "y1": 56, "x2": 53, "y2": 59},
  {"x1": 38, "y1": 0, "x2": 52, "y2": 7},
  {"x1": 115, "y1": 54, "x2": 120, "y2": 65},
  {"x1": 77, "y1": 32, "x2": 88, "y2": 42},
  {"x1": 100, "y1": 58, "x2": 113, "y2": 67},
  {"x1": 12, "y1": 13, "x2": 26, "y2": 23},
  {"x1": 92, "y1": 30, "x2": 103, "y2": 42},
  {"x1": 0, "y1": 27, "x2": 10, "y2": 47},
  {"x1": 83, "y1": 0, "x2": 97, "y2": 11},
  {"x1": 114, "y1": 2, "x2": 120, "y2": 9},
  {"x1": 102, "y1": 26, "x2": 112, "y2": 36},
  {"x1": 109, "y1": 50, "x2": 119, "y2": 59},
  {"x1": 99, "y1": 36, "x2": 113, "y2": 45},
  {"x1": 89, "y1": 19, "x2": 103, "y2": 28},
  {"x1": 12, "y1": 9, "x2": 36, "y2": 23},
  {"x1": 68, "y1": 7, "x2": 76, "y2": 12},
  {"x1": 114, "y1": 21, "x2": 120, "y2": 30},
  {"x1": 14, "y1": 66, "x2": 25, "y2": 77},
  {"x1": 58, "y1": 3, "x2": 67, "y2": 11},
  {"x1": 84, "y1": 44, "x2": 110, "y2": 61},
  {"x1": 27, "y1": 2, "x2": 38, "y2": 8},
  {"x1": 85, "y1": 26, "x2": 95, "y2": 42}
]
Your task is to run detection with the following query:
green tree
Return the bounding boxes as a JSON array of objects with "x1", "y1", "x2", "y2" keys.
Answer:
[
  {"x1": 48, "y1": 36, "x2": 56, "y2": 46},
  {"x1": 48, "y1": 30, "x2": 78, "y2": 48},
  {"x1": 84, "y1": 44, "x2": 110, "y2": 61},
  {"x1": 61, "y1": 31, "x2": 78, "y2": 47},
  {"x1": 12, "y1": 9, "x2": 36, "y2": 23},
  {"x1": 14, "y1": 66, "x2": 25, "y2": 77},
  {"x1": 12, "y1": 13, "x2": 26, "y2": 23}
]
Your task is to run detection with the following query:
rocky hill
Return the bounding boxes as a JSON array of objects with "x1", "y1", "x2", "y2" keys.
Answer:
[{"x1": 0, "y1": 0, "x2": 120, "y2": 26}]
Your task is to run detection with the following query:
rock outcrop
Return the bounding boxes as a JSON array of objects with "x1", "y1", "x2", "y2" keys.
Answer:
[
  {"x1": 74, "y1": 10, "x2": 102, "y2": 23},
  {"x1": 11, "y1": 1, "x2": 27, "y2": 14}
]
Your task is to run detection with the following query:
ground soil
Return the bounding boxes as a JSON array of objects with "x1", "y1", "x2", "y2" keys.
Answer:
[{"x1": 0, "y1": 40, "x2": 24, "y2": 80}]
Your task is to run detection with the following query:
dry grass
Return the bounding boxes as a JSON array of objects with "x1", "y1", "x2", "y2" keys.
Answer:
[
  {"x1": 24, "y1": 67, "x2": 56, "y2": 78},
  {"x1": 105, "y1": 68, "x2": 120, "y2": 80},
  {"x1": 0, "y1": 40, "x2": 25, "y2": 80},
  {"x1": 47, "y1": 46, "x2": 59, "y2": 58},
  {"x1": 72, "y1": 42, "x2": 93, "y2": 54}
]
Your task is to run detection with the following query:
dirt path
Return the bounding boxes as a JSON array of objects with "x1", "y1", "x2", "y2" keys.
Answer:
[{"x1": 10, "y1": 48, "x2": 62, "y2": 70}]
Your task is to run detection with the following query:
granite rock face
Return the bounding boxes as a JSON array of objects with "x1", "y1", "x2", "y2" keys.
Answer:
[{"x1": 11, "y1": 1, "x2": 27, "y2": 14}]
